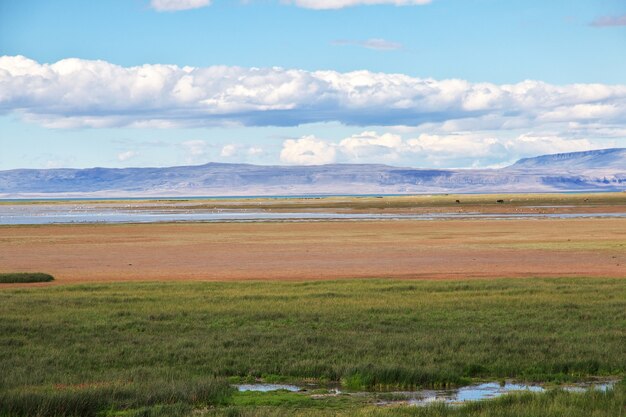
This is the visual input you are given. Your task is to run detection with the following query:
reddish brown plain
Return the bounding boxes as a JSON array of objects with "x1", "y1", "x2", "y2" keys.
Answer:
[{"x1": 1, "y1": 218, "x2": 625, "y2": 284}]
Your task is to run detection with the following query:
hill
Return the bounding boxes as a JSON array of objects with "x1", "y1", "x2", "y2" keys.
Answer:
[{"x1": 1, "y1": 149, "x2": 624, "y2": 197}]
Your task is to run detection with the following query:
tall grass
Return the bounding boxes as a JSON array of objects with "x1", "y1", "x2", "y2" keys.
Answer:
[
  {"x1": 0, "y1": 278, "x2": 624, "y2": 414},
  {"x1": 0, "y1": 378, "x2": 232, "y2": 417}
]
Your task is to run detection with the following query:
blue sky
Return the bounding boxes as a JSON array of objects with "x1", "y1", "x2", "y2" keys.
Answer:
[{"x1": 1, "y1": 0, "x2": 625, "y2": 169}]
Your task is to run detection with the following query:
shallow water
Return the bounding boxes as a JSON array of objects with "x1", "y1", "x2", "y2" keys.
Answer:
[
  {"x1": 2, "y1": 204, "x2": 626, "y2": 225},
  {"x1": 405, "y1": 381, "x2": 616, "y2": 406},
  {"x1": 236, "y1": 384, "x2": 301, "y2": 392},
  {"x1": 234, "y1": 380, "x2": 617, "y2": 406},
  {"x1": 406, "y1": 382, "x2": 545, "y2": 406}
]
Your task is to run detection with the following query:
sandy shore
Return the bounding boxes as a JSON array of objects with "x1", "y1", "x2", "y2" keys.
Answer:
[{"x1": 1, "y1": 218, "x2": 625, "y2": 284}]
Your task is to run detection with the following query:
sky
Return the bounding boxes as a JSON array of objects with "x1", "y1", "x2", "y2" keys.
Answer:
[{"x1": 1, "y1": 0, "x2": 625, "y2": 170}]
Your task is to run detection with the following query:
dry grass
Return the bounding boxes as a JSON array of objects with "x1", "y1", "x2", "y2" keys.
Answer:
[{"x1": 1, "y1": 218, "x2": 625, "y2": 284}]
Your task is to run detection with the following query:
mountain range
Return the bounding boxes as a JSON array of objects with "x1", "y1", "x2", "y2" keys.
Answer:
[{"x1": 1, "y1": 149, "x2": 625, "y2": 198}]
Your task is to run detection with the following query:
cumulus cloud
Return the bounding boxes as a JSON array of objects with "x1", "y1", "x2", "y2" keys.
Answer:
[
  {"x1": 117, "y1": 150, "x2": 139, "y2": 161},
  {"x1": 285, "y1": 0, "x2": 431, "y2": 9},
  {"x1": 220, "y1": 144, "x2": 265, "y2": 158},
  {"x1": 1, "y1": 56, "x2": 626, "y2": 133},
  {"x1": 281, "y1": 131, "x2": 611, "y2": 167},
  {"x1": 280, "y1": 136, "x2": 337, "y2": 165},
  {"x1": 590, "y1": 14, "x2": 626, "y2": 27},
  {"x1": 220, "y1": 144, "x2": 238, "y2": 157},
  {"x1": 150, "y1": 0, "x2": 211, "y2": 11},
  {"x1": 339, "y1": 131, "x2": 404, "y2": 160},
  {"x1": 331, "y1": 38, "x2": 403, "y2": 50}
]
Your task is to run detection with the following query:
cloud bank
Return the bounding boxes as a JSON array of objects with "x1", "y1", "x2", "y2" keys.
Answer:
[
  {"x1": 1, "y1": 55, "x2": 626, "y2": 135},
  {"x1": 280, "y1": 131, "x2": 611, "y2": 166}
]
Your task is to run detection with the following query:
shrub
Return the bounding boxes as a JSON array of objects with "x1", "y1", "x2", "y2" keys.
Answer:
[{"x1": 0, "y1": 273, "x2": 54, "y2": 284}]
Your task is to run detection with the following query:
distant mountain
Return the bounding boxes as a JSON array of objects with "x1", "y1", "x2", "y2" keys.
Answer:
[
  {"x1": 508, "y1": 148, "x2": 626, "y2": 171},
  {"x1": 1, "y1": 149, "x2": 625, "y2": 198}
]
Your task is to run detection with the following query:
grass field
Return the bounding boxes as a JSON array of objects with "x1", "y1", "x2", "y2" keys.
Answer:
[{"x1": 1, "y1": 278, "x2": 624, "y2": 416}]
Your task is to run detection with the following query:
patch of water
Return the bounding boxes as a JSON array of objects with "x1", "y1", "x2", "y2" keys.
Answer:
[
  {"x1": 2, "y1": 204, "x2": 626, "y2": 224},
  {"x1": 235, "y1": 380, "x2": 618, "y2": 405},
  {"x1": 562, "y1": 381, "x2": 615, "y2": 393},
  {"x1": 406, "y1": 382, "x2": 544, "y2": 406},
  {"x1": 402, "y1": 380, "x2": 617, "y2": 406}
]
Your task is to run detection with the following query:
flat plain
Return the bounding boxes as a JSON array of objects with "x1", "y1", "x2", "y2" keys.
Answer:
[
  {"x1": 1, "y1": 217, "x2": 626, "y2": 283},
  {"x1": 1, "y1": 193, "x2": 625, "y2": 416}
]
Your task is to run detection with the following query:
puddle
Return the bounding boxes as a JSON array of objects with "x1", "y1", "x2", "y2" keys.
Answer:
[
  {"x1": 236, "y1": 384, "x2": 302, "y2": 392},
  {"x1": 405, "y1": 382, "x2": 545, "y2": 406},
  {"x1": 234, "y1": 379, "x2": 618, "y2": 406},
  {"x1": 398, "y1": 380, "x2": 617, "y2": 406}
]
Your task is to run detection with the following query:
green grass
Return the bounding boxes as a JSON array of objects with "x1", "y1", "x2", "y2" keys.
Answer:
[
  {"x1": 0, "y1": 378, "x2": 232, "y2": 417},
  {"x1": 0, "y1": 273, "x2": 54, "y2": 284},
  {"x1": 0, "y1": 278, "x2": 624, "y2": 415},
  {"x1": 230, "y1": 390, "x2": 359, "y2": 409}
]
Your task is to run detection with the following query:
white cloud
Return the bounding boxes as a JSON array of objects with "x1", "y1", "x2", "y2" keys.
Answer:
[
  {"x1": 503, "y1": 134, "x2": 601, "y2": 157},
  {"x1": 248, "y1": 146, "x2": 264, "y2": 156},
  {"x1": 339, "y1": 131, "x2": 403, "y2": 160},
  {"x1": 280, "y1": 131, "x2": 613, "y2": 167},
  {"x1": 405, "y1": 133, "x2": 502, "y2": 158},
  {"x1": 280, "y1": 136, "x2": 337, "y2": 165},
  {"x1": 220, "y1": 144, "x2": 238, "y2": 157},
  {"x1": 331, "y1": 38, "x2": 403, "y2": 50},
  {"x1": 1, "y1": 55, "x2": 626, "y2": 135},
  {"x1": 285, "y1": 0, "x2": 431, "y2": 10},
  {"x1": 150, "y1": 0, "x2": 211, "y2": 11},
  {"x1": 182, "y1": 140, "x2": 208, "y2": 156},
  {"x1": 219, "y1": 144, "x2": 264, "y2": 158},
  {"x1": 117, "y1": 150, "x2": 139, "y2": 161}
]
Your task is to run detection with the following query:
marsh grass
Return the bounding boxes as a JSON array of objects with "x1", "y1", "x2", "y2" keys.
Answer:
[
  {"x1": 0, "y1": 273, "x2": 54, "y2": 284},
  {"x1": 230, "y1": 391, "x2": 358, "y2": 409},
  {"x1": 0, "y1": 278, "x2": 624, "y2": 415},
  {"x1": 0, "y1": 378, "x2": 232, "y2": 417}
]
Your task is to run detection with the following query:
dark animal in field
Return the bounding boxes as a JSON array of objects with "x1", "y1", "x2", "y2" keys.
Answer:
[
  {"x1": 497, "y1": 199, "x2": 504, "y2": 203},
  {"x1": 456, "y1": 200, "x2": 461, "y2": 203}
]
